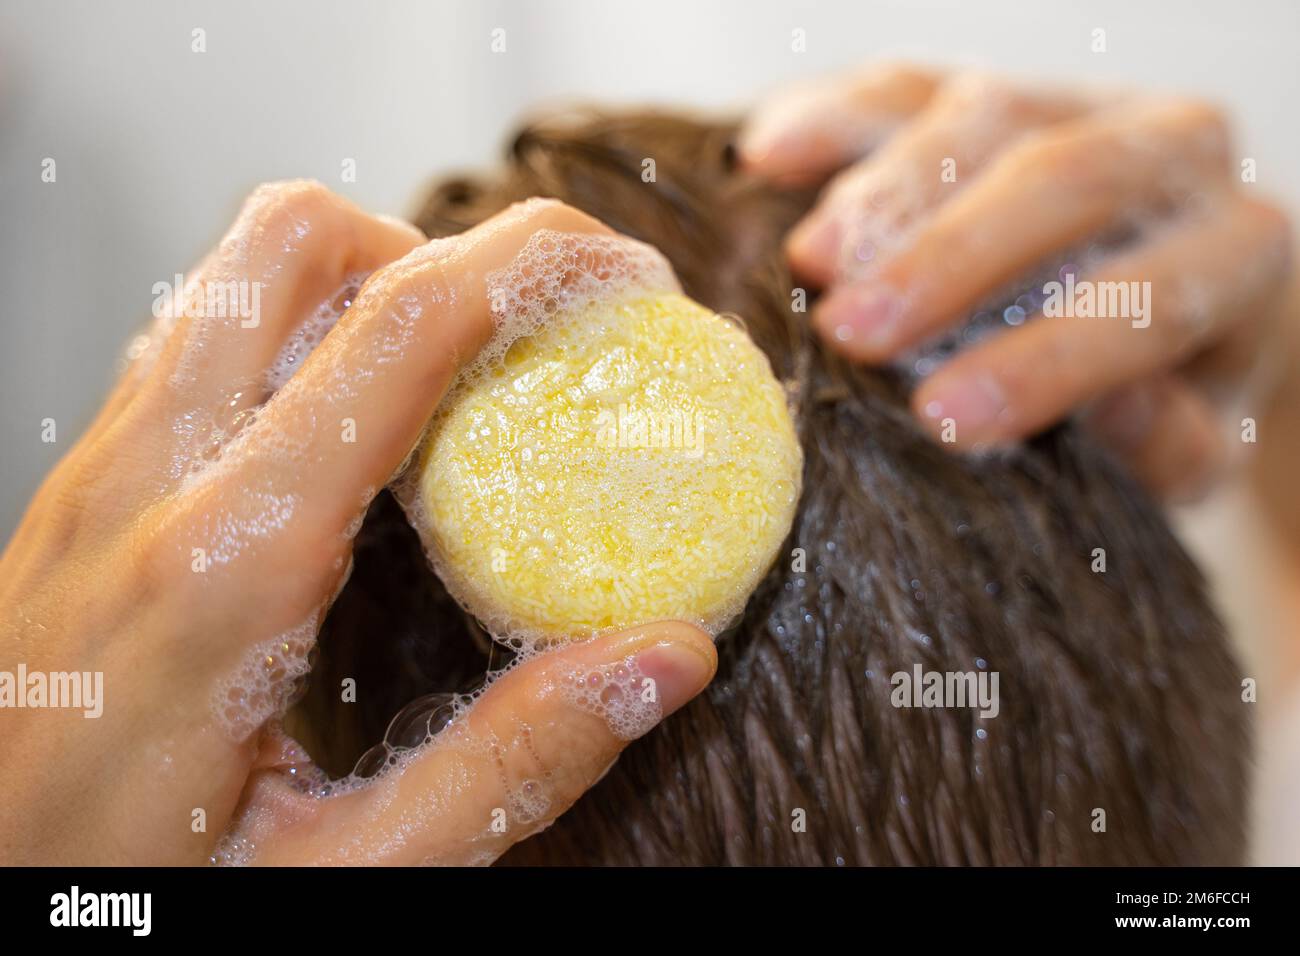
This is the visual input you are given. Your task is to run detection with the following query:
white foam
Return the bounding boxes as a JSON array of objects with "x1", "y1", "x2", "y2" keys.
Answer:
[
  {"x1": 560, "y1": 654, "x2": 663, "y2": 741},
  {"x1": 264, "y1": 271, "x2": 369, "y2": 392},
  {"x1": 462, "y1": 228, "x2": 680, "y2": 388},
  {"x1": 211, "y1": 614, "x2": 319, "y2": 742},
  {"x1": 211, "y1": 630, "x2": 672, "y2": 864}
]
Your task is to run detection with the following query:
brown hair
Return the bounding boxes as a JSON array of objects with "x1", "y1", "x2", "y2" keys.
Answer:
[{"x1": 295, "y1": 111, "x2": 1249, "y2": 865}]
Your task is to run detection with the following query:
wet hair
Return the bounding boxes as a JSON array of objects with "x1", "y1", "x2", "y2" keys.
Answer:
[{"x1": 294, "y1": 111, "x2": 1249, "y2": 865}]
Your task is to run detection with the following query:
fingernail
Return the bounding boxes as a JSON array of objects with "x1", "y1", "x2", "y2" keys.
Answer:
[
  {"x1": 918, "y1": 374, "x2": 1009, "y2": 440},
  {"x1": 814, "y1": 283, "x2": 904, "y2": 354},
  {"x1": 632, "y1": 638, "x2": 717, "y2": 717}
]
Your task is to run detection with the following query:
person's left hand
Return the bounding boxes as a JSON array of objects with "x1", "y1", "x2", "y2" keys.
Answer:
[{"x1": 0, "y1": 185, "x2": 717, "y2": 866}]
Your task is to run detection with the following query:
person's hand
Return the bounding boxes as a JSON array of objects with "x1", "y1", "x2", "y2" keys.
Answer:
[
  {"x1": 0, "y1": 183, "x2": 717, "y2": 865},
  {"x1": 739, "y1": 64, "x2": 1293, "y2": 500}
]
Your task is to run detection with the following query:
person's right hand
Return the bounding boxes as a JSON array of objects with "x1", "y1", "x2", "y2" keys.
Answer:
[
  {"x1": 0, "y1": 184, "x2": 716, "y2": 866},
  {"x1": 739, "y1": 63, "x2": 1294, "y2": 500}
]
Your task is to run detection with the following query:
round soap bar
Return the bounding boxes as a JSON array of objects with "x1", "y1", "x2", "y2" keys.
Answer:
[{"x1": 413, "y1": 290, "x2": 802, "y2": 643}]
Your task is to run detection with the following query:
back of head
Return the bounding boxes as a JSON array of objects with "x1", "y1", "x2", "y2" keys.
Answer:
[{"x1": 303, "y1": 110, "x2": 1249, "y2": 865}]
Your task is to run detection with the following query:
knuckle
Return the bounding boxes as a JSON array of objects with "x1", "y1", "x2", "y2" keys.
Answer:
[
  {"x1": 142, "y1": 478, "x2": 340, "y2": 615},
  {"x1": 864, "y1": 59, "x2": 940, "y2": 90},
  {"x1": 27, "y1": 478, "x2": 92, "y2": 561},
  {"x1": 1159, "y1": 97, "x2": 1229, "y2": 137},
  {"x1": 933, "y1": 73, "x2": 1074, "y2": 147},
  {"x1": 519, "y1": 196, "x2": 604, "y2": 234},
  {"x1": 246, "y1": 178, "x2": 337, "y2": 216},
  {"x1": 51, "y1": 449, "x2": 129, "y2": 533},
  {"x1": 123, "y1": 511, "x2": 188, "y2": 607},
  {"x1": 245, "y1": 178, "x2": 332, "y2": 210},
  {"x1": 533, "y1": 714, "x2": 616, "y2": 796},
  {"x1": 935, "y1": 71, "x2": 1031, "y2": 119},
  {"x1": 358, "y1": 249, "x2": 452, "y2": 316},
  {"x1": 1240, "y1": 196, "x2": 1293, "y2": 249},
  {"x1": 228, "y1": 180, "x2": 348, "y2": 255},
  {"x1": 999, "y1": 126, "x2": 1070, "y2": 179},
  {"x1": 1149, "y1": 98, "x2": 1231, "y2": 167},
  {"x1": 480, "y1": 671, "x2": 622, "y2": 802},
  {"x1": 939, "y1": 70, "x2": 1008, "y2": 104},
  {"x1": 138, "y1": 490, "x2": 207, "y2": 584}
]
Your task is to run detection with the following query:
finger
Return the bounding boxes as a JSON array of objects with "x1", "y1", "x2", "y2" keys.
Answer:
[
  {"x1": 143, "y1": 200, "x2": 619, "y2": 707},
  {"x1": 737, "y1": 62, "x2": 941, "y2": 184},
  {"x1": 1082, "y1": 376, "x2": 1226, "y2": 502},
  {"x1": 143, "y1": 181, "x2": 425, "y2": 408},
  {"x1": 195, "y1": 199, "x2": 616, "y2": 553},
  {"x1": 1251, "y1": 274, "x2": 1300, "y2": 545},
  {"x1": 234, "y1": 621, "x2": 717, "y2": 865},
  {"x1": 48, "y1": 183, "x2": 426, "y2": 517},
  {"x1": 786, "y1": 73, "x2": 1095, "y2": 285},
  {"x1": 1179, "y1": 259, "x2": 1292, "y2": 396},
  {"x1": 815, "y1": 98, "x2": 1232, "y2": 359},
  {"x1": 910, "y1": 194, "x2": 1290, "y2": 447}
]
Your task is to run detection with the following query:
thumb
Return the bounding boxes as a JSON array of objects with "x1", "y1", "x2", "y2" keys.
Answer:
[{"x1": 237, "y1": 621, "x2": 716, "y2": 865}]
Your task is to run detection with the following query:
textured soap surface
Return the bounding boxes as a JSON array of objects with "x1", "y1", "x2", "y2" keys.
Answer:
[{"x1": 413, "y1": 289, "x2": 802, "y2": 643}]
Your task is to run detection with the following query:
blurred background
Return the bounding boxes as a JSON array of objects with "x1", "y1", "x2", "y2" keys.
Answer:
[{"x1": 1, "y1": 0, "x2": 1297, "y2": 861}]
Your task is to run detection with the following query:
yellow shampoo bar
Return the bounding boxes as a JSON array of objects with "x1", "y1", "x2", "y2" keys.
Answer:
[{"x1": 414, "y1": 290, "x2": 802, "y2": 642}]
